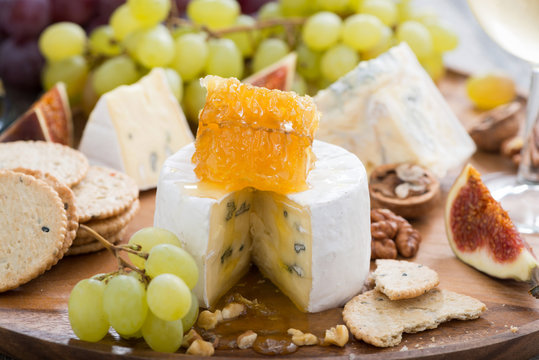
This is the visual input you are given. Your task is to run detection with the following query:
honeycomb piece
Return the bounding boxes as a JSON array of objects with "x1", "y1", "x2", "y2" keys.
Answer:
[{"x1": 192, "y1": 76, "x2": 319, "y2": 193}]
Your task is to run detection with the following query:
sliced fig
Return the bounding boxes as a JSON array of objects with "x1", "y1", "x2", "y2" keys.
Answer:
[
  {"x1": 243, "y1": 53, "x2": 296, "y2": 91},
  {"x1": 0, "y1": 83, "x2": 73, "y2": 146},
  {"x1": 445, "y1": 164, "x2": 539, "y2": 297}
]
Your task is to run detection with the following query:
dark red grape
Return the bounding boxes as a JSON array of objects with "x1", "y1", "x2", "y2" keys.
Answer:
[
  {"x1": 0, "y1": 0, "x2": 51, "y2": 41},
  {"x1": 238, "y1": 0, "x2": 274, "y2": 14},
  {"x1": 0, "y1": 39, "x2": 44, "y2": 90},
  {"x1": 50, "y1": 0, "x2": 98, "y2": 25},
  {"x1": 174, "y1": 0, "x2": 189, "y2": 15},
  {"x1": 97, "y1": 0, "x2": 125, "y2": 19}
]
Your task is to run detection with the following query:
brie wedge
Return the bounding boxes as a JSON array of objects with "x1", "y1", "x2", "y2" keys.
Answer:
[
  {"x1": 154, "y1": 140, "x2": 371, "y2": 313},
  {"x1": 79, "y1": 68, "x2": 194, "y2": 190},
  {"x1": 314, "y1": 43, "x2": 476, "y2": 177}
]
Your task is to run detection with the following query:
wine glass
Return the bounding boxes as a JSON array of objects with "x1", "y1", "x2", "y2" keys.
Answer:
[{"x1": 467, "y1": 0, "x2": 539, "y2": 234}]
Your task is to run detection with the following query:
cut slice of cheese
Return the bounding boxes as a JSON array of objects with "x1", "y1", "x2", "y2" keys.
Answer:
[
  {"x1": 314, "y1": 43, "x2": 476, "y2": 177},
  {"x1": 154, "y1": 140, "x2": 371, "y2": 313},
  {"x1": 79, "y1": 68, "x2": 194, "y2": 190}
]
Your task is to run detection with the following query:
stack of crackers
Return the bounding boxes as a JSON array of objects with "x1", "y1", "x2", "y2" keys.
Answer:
[
  {"x1": 0, "y1": 141, "x2": 139, "y2": 292},
  {"x1": 343, "y1": 259, "x2": 487, "y2": 347}
]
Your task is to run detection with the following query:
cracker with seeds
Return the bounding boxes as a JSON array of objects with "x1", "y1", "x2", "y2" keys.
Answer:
[
  {"x1": 12, "y1": 168, "x2": 79, "y2": 255},
  {"x1": 67, "y1": 228, "x2": 126, "y2": 256},
  {"x1": 76, "y1": 199, "x2": 140, "y2": 240},
  {"x1": 0, "y1": 141, "x2": 89, "y2": 187},
  {"x1": 343, "y1": 288, "x2": 486, "y2": 347},
  {"x1": 73, "y1": 166, "x2": 139, "y2": 222},
  {"x1": 373, "y1": 260, "x2": 439, "y2": 300},
  {"x1": 0, "y1": 170, "x2": 68, "y2": 292}
]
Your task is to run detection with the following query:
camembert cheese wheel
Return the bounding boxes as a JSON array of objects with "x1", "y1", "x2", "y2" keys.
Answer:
[{"x1": 154, "y1": 140, "x2": 371, "y2": 313}]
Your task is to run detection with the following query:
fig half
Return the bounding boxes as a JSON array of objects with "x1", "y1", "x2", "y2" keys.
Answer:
[{"x1": 445, "y1": 164, "x2": 539, "y2": 297}]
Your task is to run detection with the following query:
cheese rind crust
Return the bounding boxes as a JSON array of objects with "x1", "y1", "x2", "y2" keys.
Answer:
[{"x1": 155, "y1": 140, "x2": 370, "y2": 312}]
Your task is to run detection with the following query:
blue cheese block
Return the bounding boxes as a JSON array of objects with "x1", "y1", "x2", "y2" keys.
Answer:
[
  {"x1": 154, "y1": 140, "x2": 371, "y2": 313},
  {"x1": 314, "y1": 43, "x2": 476, "y2": 177},
  {"x1": 79, "y1": 68, "x2": 194, "y2": 190}
]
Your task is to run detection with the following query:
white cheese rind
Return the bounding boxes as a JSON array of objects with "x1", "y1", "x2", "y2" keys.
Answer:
[
  {"x1": 154, "y1": 140, "x2": 371, "y2": 312},
  {"x1": 79, "y1": 68, "x2": 194, "y2": 190},
  {"x1": 314, "y1": 43, "x2": 476, "y2": 177}
]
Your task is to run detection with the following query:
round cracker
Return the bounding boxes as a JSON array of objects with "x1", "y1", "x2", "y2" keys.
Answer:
[
  {"x1": 77, "y1": 199, "x2": 140, "y2": 240},
  {"x1": 73, "y1": 166, "x2": 139, "y2": 222},
  {"x1": 12, "y1": 168, "x2": 79, "y2": 255},
  {"x1": 0, "y1": 141, "x2": 89, "y2": 187},
  {"x1": 67, "y1": 228, "x2": 126, "y2": 256},
  {"x1": 0, "y1": 170, "x2": 67, "y2": 292}
]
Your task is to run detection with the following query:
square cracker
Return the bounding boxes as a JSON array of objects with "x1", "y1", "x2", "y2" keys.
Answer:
[
  {"x1": 343, "y1": 288, "x2": 486, "y2": 347},
  {"x1": 373, "y1": 259, "x2": 439, "y2": 300}
]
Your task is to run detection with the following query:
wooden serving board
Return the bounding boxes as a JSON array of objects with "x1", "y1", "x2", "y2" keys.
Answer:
[{"x1": 0, "y1": 71, "x2": 538, "y2": 360}]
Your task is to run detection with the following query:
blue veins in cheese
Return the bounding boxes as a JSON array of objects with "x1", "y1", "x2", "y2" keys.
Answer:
[
  {"x1": 79, "y1": 68, "x2": 194, "y2": 190},
  {"x1": 314, "y1": 43, "x2": 476, "y2": 178}
]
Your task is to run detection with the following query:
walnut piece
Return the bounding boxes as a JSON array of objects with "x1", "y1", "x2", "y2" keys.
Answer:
[
  {"x1": 370, "y1": 209, "x2": 421, "y2": 259},
  {"x1": 186, "y1": 339, "x2": 215, "y2": 356},
  {"x1": 182, "y1": 329, "x2": 202, "y2": 348},
  {"x1": 322, "y1": 325, "x2": 349, "y2": 347},
  {"x1": 197, "y1": 310, "x2": 223, "y2": 330},
  {"x1": 237, "y1": 330, "x2": 258, "y2": 349},
  {"x1": 222, "y1": 302, "x2": 246, "y2": 320},
  {"x1": 287, "y1": 328, "x2": 319, "y2": 346}
]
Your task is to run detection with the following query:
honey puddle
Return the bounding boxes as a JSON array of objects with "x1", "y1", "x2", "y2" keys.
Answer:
[{"x1": 195, "y1": 266, "x2": 343, "y2": 355}]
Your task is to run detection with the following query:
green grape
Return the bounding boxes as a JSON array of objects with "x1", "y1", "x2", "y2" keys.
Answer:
[
  {"x1": 183, "y1": 80, "x2": 207, "y2": 125},
  {"x1": 280, "y1": 0, "x2": 310, "y2": 17},
  {"x1": 420, "y1": 52, "x2": 445, "y2": 81},
  {"x1": 342, "y1": 14, "x2": 383, "y2": 52},
  {"x1": 171, "y1": 25, "x2": 195, "y2": 39},
  {"x1": 142, "y1": 311, "x2": 183, "y2": 353},
  {"x1": 205, "y1": 38, "x2": 243, "y2": 78},
  {"x1": 171, "y1": 33, "x2": 209, "y2": 82},
  {"x1": 134, "y1": 24, "x2": 175, "y2": 68},
  {"x1": 320, "y1": 44, "x2": 359, "y2": 82},
  {"x1": 127, "y1": 0, "x2": 170, "y2": 28},
  {"x1": 103, "y1": 275, "x2": 148, "y2": 336},
  {"x1": 147, "y1": 274, "x2": 191, "y2": 321},
  {"x1": 296, "y1": 43, "x2": 321, "y2": 81},
  {"x1": 360, "y1": 0, "x2": 397, "y2": 27},
  {"x1": 349, "y1": 0, "x2": 364, "y2": 12},
  {"x1": 164, "y1": 68, "x2": 183, "y2": 102},
  {"x1": 314, "y1": 0, "x2": 349, "y2": 13},
  {"x1": 187, "y1": 0, "x2": 239, "y2": 29},
  {"x1": 252, "y1": 38, "x2": 289, "y2": 73},
  {"x1": 127, "y1": 227, "x2": 182, "y2": 269},
  {"x1": 145, "y1": 244, "x2": 199, "y2": 289},
  {"x1": 396, "y1": 0, "x2": 414, "y2": 22},
  {"x1": 181, "y1": 292, "x2": 199, "y2": 331},
  {"x1": 362, "y1": 25, "x2": 393, "y2": 60},
  {"x1": 43, "y1": 56, "x2": 88, "y2": 101},
  {"x1": 92, "y1": 55, "x2": 139, "y2": 96},
  {"x1": 89, "y1": 26, "x2": 121, "y2": 56},
  {"x1": 466, "y1": 73, "x2": 516, "y2": 110},
  {"x1": 302, "y1": 12, "x2": 342, "y2": 51},
  {"x1": 425, "y1": 22, "x2": 458, "y2": 53},
  {"x1": 258, "y1": 2, "x2": 285, "y2": 39},
  {"x1": 121, "y1": 329, "x2": 143, "y2": 339},
  {"x1": 291, "y1": 73, "x2": 307, "y2": 95},
  {"x1": 110, "y1": 4, "x2": 144, "y2": 41},
  {"x1": 396, "y1": 21, "x2": 433, "y2": 59},
  {"x1": 39, "y1": 22, "x2": 86, "y2": 62},
  {"x1": 225, "y1": 15, "x2": 259, "y2": 58},
  {"x1": 68, "y1": 278, "x2": 109, "y2": 342}
]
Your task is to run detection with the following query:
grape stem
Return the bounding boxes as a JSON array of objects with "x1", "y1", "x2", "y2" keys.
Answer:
[
  {"x1": 166, "y1": 17, "x2": 306, "y2": 45},
  {"x1": 79, "y1": 224, "x2": 149, "y2": 278}
]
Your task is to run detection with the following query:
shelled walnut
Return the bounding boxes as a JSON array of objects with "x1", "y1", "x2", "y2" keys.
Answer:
[
  {"x1": 369, "y1": 163, "x2": 440, "y2": 219},
  {"x1": 370, "y1": 208, "x2": 421, "y2": 260}
]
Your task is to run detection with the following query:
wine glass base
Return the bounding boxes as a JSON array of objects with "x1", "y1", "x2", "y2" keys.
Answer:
[{"x1": 484, "y1": 172, "x2": 539, "y2": 234}]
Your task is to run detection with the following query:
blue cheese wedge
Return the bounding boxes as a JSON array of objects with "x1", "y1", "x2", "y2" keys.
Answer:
[
  {"x1": 314, "y1": 43, "x2": 476, "y2": 177},
  {"x1": 154, "y1": 140, "x2": 371, "y2": 313},
  {"x1": 79, "y1": 68, "x2": 194, "y2": 190}
]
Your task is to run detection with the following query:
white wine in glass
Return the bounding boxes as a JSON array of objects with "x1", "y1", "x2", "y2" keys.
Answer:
[{"x1": 468, "y1": 0, "x2": 539, "y2": 233}]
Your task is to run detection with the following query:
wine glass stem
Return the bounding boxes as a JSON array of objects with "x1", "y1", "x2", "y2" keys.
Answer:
[{"x1": 517, "y1": 65, "x2": 539, "y2": 183}]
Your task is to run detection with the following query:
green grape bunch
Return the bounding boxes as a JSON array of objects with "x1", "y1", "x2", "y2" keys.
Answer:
[
  {"x1": 37, "y1": 0, "x2": 459, "y2": 124},
  {"x1": 68, "y1": 226, "x2": 200, "y2": 353}
]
